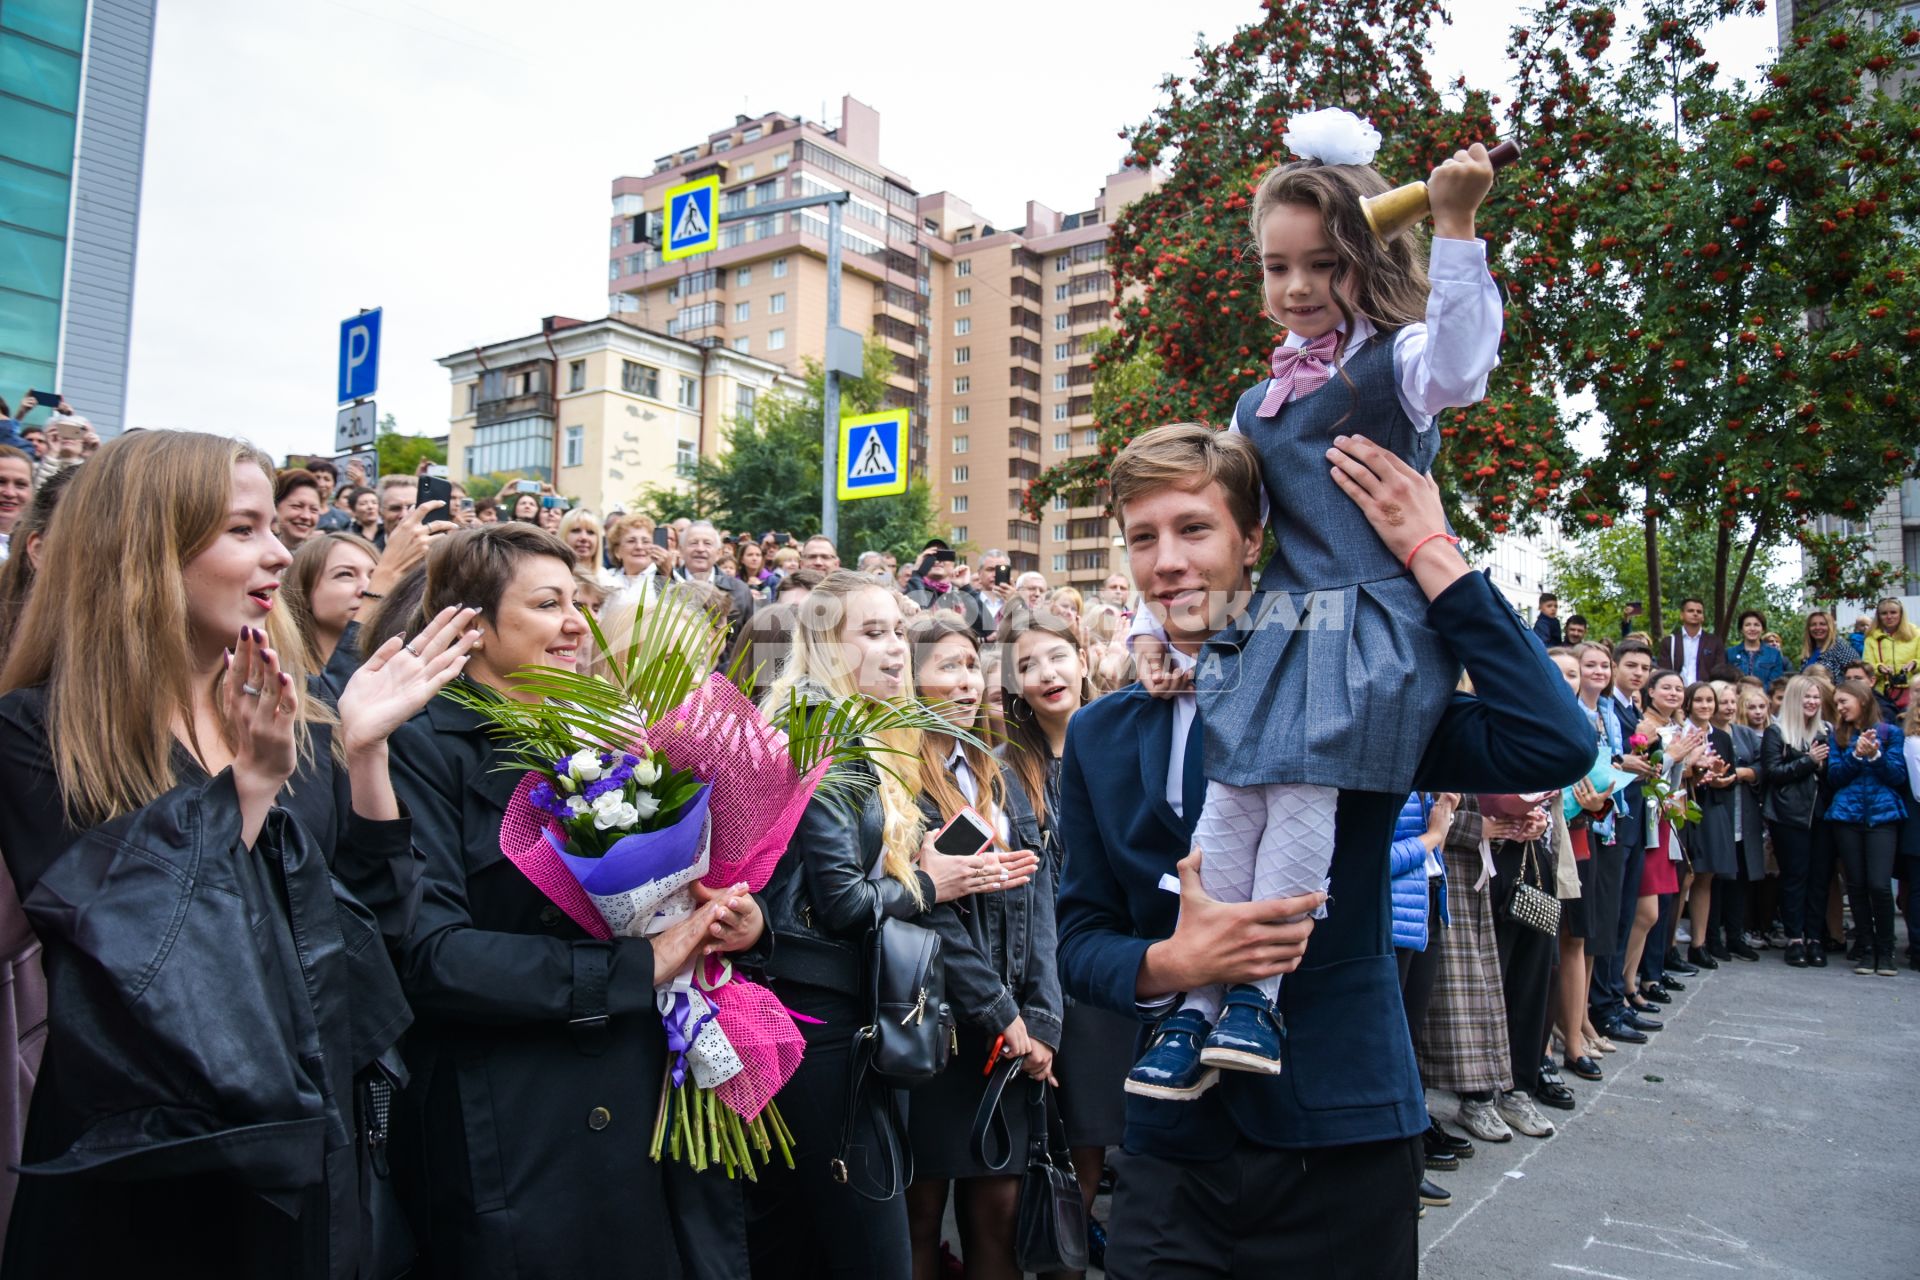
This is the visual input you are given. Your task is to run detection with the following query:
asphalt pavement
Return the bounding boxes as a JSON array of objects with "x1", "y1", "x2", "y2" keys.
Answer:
[{"x1": 1419, "y1": 929, "x2": 1920, "y2": 1280}]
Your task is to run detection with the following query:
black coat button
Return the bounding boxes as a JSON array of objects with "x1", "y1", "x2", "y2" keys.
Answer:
[
  {"x1": 538, "y1": 905, "x2": 563, "y2": 928},
  {"x1": 588, "y1": 1106, "x2": 612, "y2": 1131}
]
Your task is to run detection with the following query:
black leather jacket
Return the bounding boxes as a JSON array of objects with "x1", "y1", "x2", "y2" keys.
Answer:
[
  {"x1": 916, "y1": 767, "x2": 1063, "y2": 1049},
  {"x1": 760, "y1": 760, "x2": 939, "y2": 994},
  {"x1": 1761, "y1": 724, "x2": 1826, "y2": 830}
]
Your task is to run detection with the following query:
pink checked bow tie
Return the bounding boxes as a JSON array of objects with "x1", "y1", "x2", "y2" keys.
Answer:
[{"x1": 1256, "y1": 331, "x2": 1340, "y2": 417}]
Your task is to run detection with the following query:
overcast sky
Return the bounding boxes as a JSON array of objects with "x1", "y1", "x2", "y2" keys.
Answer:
[{"x1": 120, "y1": 0, "x2": 1777, "y2": 463}]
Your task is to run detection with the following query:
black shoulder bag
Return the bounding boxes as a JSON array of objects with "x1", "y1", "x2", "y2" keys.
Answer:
[{"x1": 1014, "y1": 1079, "x2": 1089, "y2": 1272}]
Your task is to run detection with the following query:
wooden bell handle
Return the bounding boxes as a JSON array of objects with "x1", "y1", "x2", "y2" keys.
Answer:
[{"x1": 1486, "y1": 139, "x2": 1522, "y2": 170}]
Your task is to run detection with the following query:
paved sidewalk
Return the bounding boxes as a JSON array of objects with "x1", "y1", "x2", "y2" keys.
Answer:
[{"x1": 1420, "y1": 939, "x2": 1920, "y2": 1280}]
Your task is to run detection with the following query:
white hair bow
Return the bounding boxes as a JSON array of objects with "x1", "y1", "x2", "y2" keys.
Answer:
[{"x1": 1285, "y1": 108, "x2": 1383, "y2": 166}]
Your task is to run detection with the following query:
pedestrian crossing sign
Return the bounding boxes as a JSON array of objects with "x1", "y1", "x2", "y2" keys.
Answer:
[
  {"x1": 837, "y1": 408, "x2": 909, "y2": 501},
  {"x1": 662, "y1": 176, "x2": 719, "y2": 261}
]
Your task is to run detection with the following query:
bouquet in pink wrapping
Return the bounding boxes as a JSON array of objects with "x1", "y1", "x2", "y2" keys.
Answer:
[{"x1": 440, "y1": 586, "x2": 960, "y2": 1177}]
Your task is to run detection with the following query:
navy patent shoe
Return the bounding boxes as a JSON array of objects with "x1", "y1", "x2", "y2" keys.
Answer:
[
  {"x1": 1199, "y1": 984, "x2": 1285, "y2": 1075},
  {"x1": 1124, "y1": 1008, "x2": 1220, "y2": 1100}
]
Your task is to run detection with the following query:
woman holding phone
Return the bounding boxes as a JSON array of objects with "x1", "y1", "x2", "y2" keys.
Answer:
[
  {"x1": 904, "y1": 613, "x2": 1060, "y2": 1280},
  {"x1": 747, "y1": 571, "x2": 1036, "y2": 1278}
]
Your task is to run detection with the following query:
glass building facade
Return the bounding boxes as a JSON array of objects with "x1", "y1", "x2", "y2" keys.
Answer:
[{"x1": 0, "y1": 0, "x2": 87, "y2": 401}]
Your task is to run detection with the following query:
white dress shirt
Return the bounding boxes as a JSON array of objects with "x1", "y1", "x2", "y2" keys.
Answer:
[
  {"x1": 945, "y1": 743, "x2": 1011, "y2": 845},
  {"x1": 1680, "y1": 630, "x2": 1702, "y2": 683}
]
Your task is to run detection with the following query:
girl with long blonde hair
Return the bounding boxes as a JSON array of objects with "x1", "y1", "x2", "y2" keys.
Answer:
[
  {"x1": 0, "y1": 429, "x2": 479, "y2": 1279},
  {"x1": 750, "y1": 570, "x2": 1032, "y2": 1275}
]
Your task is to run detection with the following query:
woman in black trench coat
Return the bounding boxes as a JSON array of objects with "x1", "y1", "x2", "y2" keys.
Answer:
[{"x1": 387, "y1": 525, "x2": 765, "y2": 1279}]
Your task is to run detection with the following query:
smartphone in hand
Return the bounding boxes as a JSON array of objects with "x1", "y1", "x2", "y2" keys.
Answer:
[
  {"x1": 417, "y1": 474, "x2": 453, "y2": 517},
  {"x1": 932, "y1": 808, "x2": 994, "y2": 859}
]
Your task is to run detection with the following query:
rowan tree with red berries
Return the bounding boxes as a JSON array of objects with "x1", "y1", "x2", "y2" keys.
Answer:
[
  {"x1": 1497, "y1": 0, "x2": 1920, "y2": 630},
  {"x1": 1023, "y1": 0, "x2": 1578, "y2": 549}
]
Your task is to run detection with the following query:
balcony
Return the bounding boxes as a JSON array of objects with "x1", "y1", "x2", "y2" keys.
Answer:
[
  {"x1": 477, "y1": 391, "x2": 556, "y2": 428},
  {"x1": 1010, "y1": 428, "x2": 1041, "y2": 455}
]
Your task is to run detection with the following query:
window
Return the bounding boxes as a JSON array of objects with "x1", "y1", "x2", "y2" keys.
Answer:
[
  {"x1": 743, "y1": 125, "x2": 762, "y2": 143},
  {"x1": 1055, "y1": 284, "x2": 1069, "y2": 301},
  {"x1": 954, "y1": 318, "x2": 971, "y2": 336},
  {"x1": 464, "y1": 417, "x2": 554, "y2": 481},
  {"x1": 1053, "y1": 432, "x2": 1070, "y2": 450},
  {"x1": 955, "y1": 260, "x2": 973, "y2": 277},
  {"x1": 952, "y1": 465, "x2": 969, "y2": 482},
  {"x1": 1054, "y1": 255, "x2": 1069, "y2": 272},
  {"x1": 951, "y1": 495, "x2": 969, "y2": 514},
  {"x1": 609, "y1": 261, "x2": 621, "y2": 281},
  {"x1": 611, "y1": 226, "x2": 624, "y2": 248},
  {"x1": 769, "y1": 292, "x2": 786, "y2": 314},
  {"x1": 713, "y1": 138, "x2": 732, "y2": 153},
  {"x1": 734, "y1": 301, "x2": 751, "y2": 323},
  {"x1": 773, "y1": 151, "x2": 789, "y2": 170},
  {"x1": 677, "y1": 375, "x2": 698, "y2": 409},
  {"x1": 736, "y1": 267, "x2": 752, "y2": 286},
  {"x1": 768, "y1": 328, "x2": 787, "y2": 350},
  {"x1": 954, "y1": 288, "x2": 971, "y2": 306},
  {"x1": 1053, "y1": 343, "x2": 1070, "y2": 361},
  {"x1": 669, "y1": 301, "x2": 720, "y2": 335},
  {"x1": 1052, "y1": 373, "x2": 1068, "y2": 391},
  {"x1": 953, "y1": 346, "x2": 971, "y2": 365},
  {"x1": 951, "y1": 526, "x2": 968, "y2": 542},
  {"x1": 737, "y1": 161, "x2": 755, "y2": 180},
  {"x1": 952, "y1": 435, "x2": 970, "y2": 454},
  {"x1": 465, "y1": 384, "x2": 477, "y2": 413},
  {"x1": 622, "y1": 361, "x2": 660, "y2": 397},
  {"x1": 567, "y1": 360, "x2": 585, "y2": 392},
  {"x1": 953, "y1": 376, "x2": 971, "y2": 394},
  {"x1": 772, "y1": 257, "x2": 788, "y2": 278},
  {"x1": 952, "y1": 406, "x2": 971, "y2": 424},
  {"x1": 563, "y1": 425, "x2": 585, "y2": 468},
  {"x1": 1052, "y1": 493, "x2": 1068, "y2": 512},
  {"x1": 676, "y1": 439, "x2": 698, "y2": 476},
  {"x1": 1083, "y1": 428, "x2": 1098, "y2": 446},
  {"x1": 736, "y1": 385, "x2": 757, "y2": 419},
  {"x1": 1052, "y1": 524, "x2": 1067, "y2": 542},
  {"x1": 1054, "y1": 313, "x2": 1069, "y2": 331},
  {"x1": 733, "y1": 336, "x2": 751, "y2": 353},
  {"x1": 1053, "y1": 555, "x2": 1068, "y2": 573},
  {"x1": 1053, "y1": 404, "x2": 1069, "y2": 422}
]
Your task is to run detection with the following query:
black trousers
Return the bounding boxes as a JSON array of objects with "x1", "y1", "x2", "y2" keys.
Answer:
[
  {"x1": 1590, "y1": 836, "x2": 1647, "y2": 1020},
  {"x1": 1709, "y1": 852, "x2": 1752, "y2": 948},
  {"x1": 1105, "y1": 1135, "x2": 1422, "y2": 1280},
  {"x1": 1832, "y1": 821, "x2": 1899, "y2": 963},
  {"x1": 1772, "y1": 819, "x2": 1833, "y2": 941},
  {"x1": 745, "y1": 982, "x2": 910, "y2": 1279},
  {"x1": 1396, "y1": 880, "x2": 1443, "y2": 1037},
  {"x1": 1491, "y1": 840, "x2": 1555, "y2": 1092}
]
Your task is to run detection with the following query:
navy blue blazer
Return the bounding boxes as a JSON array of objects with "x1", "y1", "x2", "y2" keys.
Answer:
[{"x1": 1056, "y1": 570, "x2": 1593, "y2": 1161}]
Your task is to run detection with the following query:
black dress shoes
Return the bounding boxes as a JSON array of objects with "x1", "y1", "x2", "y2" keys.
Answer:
[
  {"x1": 1620, "y1": 1010, "x2": 1664, "y2": 1033},
  {"x1": 1666, "y1": 950, "x2": 1700, "y2": 975},
  {"x1": 1639, "y1": 983, "x2": 1672, "y2": 1004},
  {"x1": 1807, "y1": 943, "x2": 1829, "y2": 968},
  {"x1": 1426, "y1": 1120, "x2": 1474, "y2": 1159},
  {"x1": 1660, "y1": 974, "x2": 1687, "y2": 991},
  {"x1": 1534, "y1": 1079, "x2": 1576, "y2": 1111},
  {"x1": 1687, "y1": 946, "x2": 1720, "y2": 970},
  {"x1": 1564, "y1": 1055, "x2": 1604, "y2": 1081},
  {"x1": 1419, "y1": 1178, "x2": 1452, "y2": 1208},
  {"x1": 1727, "y1": 938, "x2": 1760, "y2": 961},
  {"x1": 1784, "y1": 941, "x2": 1807, "y2": 968},
  {"x1": 1601, "y1": 1020, "x2": 1649, "y2": 1045}
]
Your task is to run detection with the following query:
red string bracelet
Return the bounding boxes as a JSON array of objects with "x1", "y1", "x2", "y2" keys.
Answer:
[{"x1": 1404, "y1": 532, "x2": 1461, "y2": 572}]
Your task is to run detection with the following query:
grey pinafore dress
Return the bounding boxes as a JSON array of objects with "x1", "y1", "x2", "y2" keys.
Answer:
[{"x1": 1196, "y1": 334, "x2": 1459, "y2": 793}]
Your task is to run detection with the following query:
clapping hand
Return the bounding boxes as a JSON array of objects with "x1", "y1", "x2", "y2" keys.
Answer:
[
  {"x1": 336, "y1": 606, "x2": 482, "y2": 755},
  {"x1": 1855, "y1": 728, "x2": 1881, "y2": 760}
]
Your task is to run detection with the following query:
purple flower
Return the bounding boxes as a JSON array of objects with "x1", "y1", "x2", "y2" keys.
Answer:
[{"x1": 584, "y1": 776, "x2": 625, "y2": 802}]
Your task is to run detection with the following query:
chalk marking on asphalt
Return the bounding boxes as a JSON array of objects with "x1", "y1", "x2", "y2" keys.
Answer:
[
  {"x1": 1594, "y1": 1091, "x2": 1668, "y2": 1104},
  {"x1": 1705, "y1": 1009, "x2": 1823, "y2": 1023},
  {"x1": 1695, "y1": 1032, "x2": 1801, "y2": 1054},
  {"x1": 1706, "y1": 1018, "x2": 1828, "y2": 1036},
  {"x1": 1603, "y1": 1215, "x2": 1749, "y2": 1248},
  {"x1": 1549, "y1": 1266, "x2": 1644, "y2": 1280},
  {"x1": 1584, "y1": 1237, "x2": 1740, "y2": 1269},
  {"x1": 1419, "y1": 970, "x2": 1711, "y2": 1261}
]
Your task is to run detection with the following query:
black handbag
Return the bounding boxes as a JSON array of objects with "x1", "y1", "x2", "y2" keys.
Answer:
[
  {"x1": 1014, "y1": 1079, "x2": 1089, "y2": 1273},
  {"x1": 862, "y1": 899, "x2": 954, "y2": 1085},
  {"x1": 1504, "y1": 839, "x2": 1562, "y2": 937}
]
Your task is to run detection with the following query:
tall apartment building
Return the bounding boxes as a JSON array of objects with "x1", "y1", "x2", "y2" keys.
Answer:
[
  {"x1": 607, "y1": 96, "x2": 1161, "y2": 590},
  {"x1": 0, "y1": 0, "x2": 155, "y2": 435}
]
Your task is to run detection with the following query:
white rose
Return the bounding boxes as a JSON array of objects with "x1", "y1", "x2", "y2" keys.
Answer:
[
  {"x1": 568, "y1": 750, "x2": 605, "y2": 782},
  {"x1": 566, "y1": 796, "x2": 590, "y2": 817},
  {"x1": 591, "y1": 791, "x2": 639, "y2": 831},
  {"x1": 633, "y1": 757, "x2": 661, "y2": 787},
  {"x1": 633, "y1": 794, "x2": 660, "y2": 821}
]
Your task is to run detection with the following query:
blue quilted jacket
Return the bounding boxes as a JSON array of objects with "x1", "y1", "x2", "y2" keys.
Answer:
[
  {"x1": 1390, "y1": 792, "x2": 1447, "y2": 951},
  {"x1": 1825, "y1": 723, "x2": 1911, "y2": 827}
]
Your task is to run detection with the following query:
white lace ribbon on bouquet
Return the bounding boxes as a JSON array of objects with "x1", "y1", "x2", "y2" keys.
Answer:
[{"x1": 581, "y1": 816, "x2": 744, "y2": 1089}]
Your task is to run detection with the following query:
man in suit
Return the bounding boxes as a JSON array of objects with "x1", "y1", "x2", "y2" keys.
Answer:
[
  {"x1": 1589, "y1": 639, "x2": 1662, "y2": 1040},
  {"x1": 1658, "y1": 596, "x2": 1725, "y2": 683},
  {"x1": 1055, "y1": 425, "x2": 1592, "y2": 1279},
  {"x1": 674, "y1": 520, "x2": 756, "y2": 643}
]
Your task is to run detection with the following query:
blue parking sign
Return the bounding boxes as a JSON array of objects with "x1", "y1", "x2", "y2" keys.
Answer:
[
  {"x1": 338, "y1": 308, "x2": 382, "y2": 404},
  {"x1": 662, "y1": 177, "x2": 719, "y2": 261}
]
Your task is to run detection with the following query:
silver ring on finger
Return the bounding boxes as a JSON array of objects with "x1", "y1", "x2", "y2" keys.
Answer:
[
  {"x1": 240, "y1": 682, "x2": 262, "y2": 697},
  {"x1": 402, "y1": 642, "x2": 420, "y2": 657}
]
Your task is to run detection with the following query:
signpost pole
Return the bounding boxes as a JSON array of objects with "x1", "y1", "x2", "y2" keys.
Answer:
[{"x1": 821, "y1": 200, "x2": 844, "y2": 548}]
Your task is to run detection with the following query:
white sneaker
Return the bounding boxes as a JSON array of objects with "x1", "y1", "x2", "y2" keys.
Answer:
[
  {"x1": 1675, "y1": 922, "x2": 1693, "y2": 945},
  {"x1": 1455, "y1": 1096, "x2": 1513, "y2": 1142},
  {"x1": 1498, "y1": 1090, "x2": 1557, "y2": 1138}
]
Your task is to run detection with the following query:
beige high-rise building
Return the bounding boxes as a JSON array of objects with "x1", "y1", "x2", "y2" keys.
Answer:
[{"x1": 607, "y1": 96, "x2": 1160, "y2": 591}]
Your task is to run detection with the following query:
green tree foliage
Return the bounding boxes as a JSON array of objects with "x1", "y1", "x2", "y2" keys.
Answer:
[
  {"x1": 1498, "y1": 0, "x2": 1920, "y2": 633},
  {"x1": 636, "y1": 334, "x2": 943, "y2": 560},
  {"x1": 374, "y1": 414, "x2": 447, "y2": 478},
  {"x1": 1026, "y1": 0, "x2": 1579, "y2": 550},
  {"x1": 1547, "y1": 517, "x2": 1809, "y2": 651}
]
